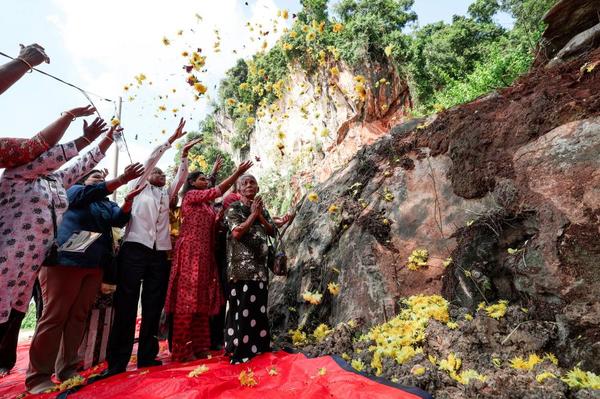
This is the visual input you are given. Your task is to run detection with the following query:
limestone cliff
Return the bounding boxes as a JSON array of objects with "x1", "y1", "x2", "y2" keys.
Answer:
[{"x1": 213, "y1": 58, "x2": 412, "y2": 211}]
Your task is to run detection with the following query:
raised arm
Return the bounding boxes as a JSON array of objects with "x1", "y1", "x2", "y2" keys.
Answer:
[
  {"x1": 55, "y1": 121, "x2": 114, "y2": 189},
  {"x1": 182, "y1": 187, "x2": 222, "y2": 206},
  {"x1": 104, "y1": 162, "x2": 144, "y2": 193},
  {"x1": 1, "y1": 141, "x2": 79, "y2": 180},
  {"x1": 217, "y1": 161, "x2": 253, "y2": 195},
  {"x1": 67, "y1": 183, "x2": 112, "y2": 208},
  {"x1": 39, "y1": 105, "x2": 97, "y2": 148},
  {"x1": 229, "y1": 200, "x2": 261, "y2": 240},
  {"x1": 0, "y1": 44, "x2": 49, "y2": 95},
  {"x1": 0, "y1": 106, "x2": 96, "y2": 169},
  {"x1": 167, "y1": 136, "x2": 202, "y2": 200},
  {"x1": 120, "y1": 184, "x2": 146, "y2": 214},
  {"x1": 208, "y1": 155, "x2": 223, "y2": 187},
  {"x1": 132, "y1": 118, "x2": 188, "y2": 189}
]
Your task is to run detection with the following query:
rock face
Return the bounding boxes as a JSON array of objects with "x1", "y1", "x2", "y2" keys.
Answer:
[
  {"x1": 213, "y1": 59, "x2": 412, "y2": 202},
  {"x1": 548, "y1": 23, "x2": 600, "y2": 67},
  {"x1": 537, "y1": 0, "x2": 600, "y2": 64},
  {"x1": 269, "y1": 42, "x2": 600, "y2": 373}
]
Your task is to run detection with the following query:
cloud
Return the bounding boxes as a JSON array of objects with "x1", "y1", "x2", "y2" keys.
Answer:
[{"x1": 47, "y1": 0, "x2": 296, "y2": 172}]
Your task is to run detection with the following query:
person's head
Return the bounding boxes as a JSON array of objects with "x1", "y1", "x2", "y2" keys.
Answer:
[
  {"x1": 79, "y1": 169, "x2": 104, "y2": 186},
  {"x1": 182, "y1": 171, "x2": 209, "y2": 196},
  {"x1": 237, "y1": 174, "x2": 259, "y2": 200},
  {"x1": 148, "y1": 167, "x2": 166, "y2": 187}
]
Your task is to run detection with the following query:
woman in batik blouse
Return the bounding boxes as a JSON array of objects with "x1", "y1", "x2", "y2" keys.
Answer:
[
  {"x1": 0, "y1": 119, "x2": 114, "y2": 381},
  {"x1": 224, "y1": 174, "x2": 276, "y2": 364}
]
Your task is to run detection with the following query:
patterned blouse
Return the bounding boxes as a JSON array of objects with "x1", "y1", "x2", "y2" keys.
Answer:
[
  {"x1": 0, "y1": 135, "x2": 49, "y2": 169},
  {"x1": 225, "y1": 201, "x2": 273, "y2": 282},
  {"x1": 0, "y1": 141, "x2": 104, "y2": 322}
]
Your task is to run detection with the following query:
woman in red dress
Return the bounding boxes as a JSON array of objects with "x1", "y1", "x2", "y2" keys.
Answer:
[{"x1": 165, "y1": 160, "x2": 252, "y2": 361}]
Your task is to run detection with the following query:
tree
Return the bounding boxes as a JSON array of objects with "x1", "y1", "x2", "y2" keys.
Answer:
[
  {"x1": 408, "y1": 15, "x2": 505, "y2": 106},
  {"x1": 298, "y1": 0, "x2": 328, "y2": 23},
  {"x1": 468, "y1": 0, "x2": 501, "y2": 24},
  {"x1": 176, "y1": 115, "x2": 236, "y2": 181},
  {"x1": 333, "y1": 0, "x2": 416, "y2": 65},
  {"x1": 218, "y1": 58, "x2": 248, "y2": 116},
  {"x1": 500, "y1": 0, "x2": 557, "y2": 51}
]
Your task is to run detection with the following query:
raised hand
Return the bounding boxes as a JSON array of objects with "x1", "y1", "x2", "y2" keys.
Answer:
[
  {"x1": 119, "y1": 162, "x2": 145, "y2": 183},
  {"x1": 211, "y1": 155, "x2": 223, "y2": 175},
  {"x1": 82, "y1": 117, "x2": 108, "y2": 143},
  {"x1": 67, "y1": 105, "x2": 96, "y2": 118},
  {"x1": 181, "y1": 136, "x2": 203, "y2": 157},
  {"x1": 101, "y1": 168, "x2": 110, "y2": 179},
  {"x1": 168, "y1": 118, "x2": 187, "y2": 144},
  {"x1": 18, "y1": 43, "x2": 50, "y2": 66},
  {"x1": 106, "y1": 124, "x2": 122, "y2": 141},
  {"x1": 251, "y1": 196, "x2": 263, "y2": 215},
  {"x1": 125, "y1": 184, "x2": 146, "y2": 202},
  {"x1": 235, "y1": 160, "x2": 253, "y2": 175}
]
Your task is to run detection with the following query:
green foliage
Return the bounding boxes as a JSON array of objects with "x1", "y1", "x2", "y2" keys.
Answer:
[
  {"x1": 184, "y1": 120, "x2": 236, "y2": 180},
  {"x1": 259, "y1": 169, "x2": 295, "y2": 216},
  {"x1": 503, "y1": 0, "x2": 556, "y2": 40},
  {"x1": 468, "y1": 0, "x2": 501, "y2": 23},
  {"x1": 427, "y1": 35, "x2": 533, "y2": 110},
  {"x1": 217, "y1": 0, "x2": 417, "y2": 127},
  {"x1": 333, "y1": 0, "x2": 416, "y2": 65},
  {"x1": 218, "y1": 59, "x2": 248, "y2": 117},
  {"x1": 409, "y1": 0, "x2": 557, "y2": 112},
  {"x1": 407, "y1": 14, "x2": 505, "y2": 107},
  {"x1": 21, "y1": 302, "x2": 37, "y2": 330},
  {"x1": 298, "y1": 0, "x2": 328, "y2": 23},
  {"x1": 216, "y1": 44, "x2": 289, "y2": 149}
]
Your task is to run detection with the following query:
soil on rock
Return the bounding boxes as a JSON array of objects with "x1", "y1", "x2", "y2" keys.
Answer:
[
  {"x1": 421, "y1": 47, "x2": 600, "y2": 199},
  {"x1": 290, "y1": 305, "x2": 598, "y2": 399}
]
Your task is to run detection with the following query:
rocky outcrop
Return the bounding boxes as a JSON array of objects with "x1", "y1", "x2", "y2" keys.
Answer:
[
  {"x1": 213, "y1": 59, "x2": 412, "y2": 185},
  {"x1": 548, "y1": 23, "x2": 600, "y2": 67},
  {"x1": 269, "y1": 41, "x2": 600, "y2": 374},
  {"x1": 538, "y1": 0, "x2": 600, "y2": 65}
]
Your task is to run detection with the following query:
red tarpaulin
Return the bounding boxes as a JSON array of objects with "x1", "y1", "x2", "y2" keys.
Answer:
[{"x1": 0, "y1": 341, "x2": 431, "y2": 399}]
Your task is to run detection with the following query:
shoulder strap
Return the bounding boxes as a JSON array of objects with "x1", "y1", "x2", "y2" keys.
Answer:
[{"x1": 43, "y1": 178, "x2": 59, "y2": 238}]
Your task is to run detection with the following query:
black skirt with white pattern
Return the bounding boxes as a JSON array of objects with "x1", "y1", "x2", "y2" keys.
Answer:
[{"x1": 224, "y1": 280, "x2": 271, "y2": 363}]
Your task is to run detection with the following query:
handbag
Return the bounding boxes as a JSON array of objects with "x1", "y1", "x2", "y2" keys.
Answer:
[{"x1": 267, "y1": 228, "x2": 287, "y2": 276}]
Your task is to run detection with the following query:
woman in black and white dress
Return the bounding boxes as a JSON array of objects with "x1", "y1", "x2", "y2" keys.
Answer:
[{"x1": 223, "y1": 174, "x2": 275, "y2": 364}]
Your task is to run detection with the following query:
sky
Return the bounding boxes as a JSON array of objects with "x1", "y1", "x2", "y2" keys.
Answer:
[{"x1": 0, "y1": 0, "x2": 512, "y2": 174}]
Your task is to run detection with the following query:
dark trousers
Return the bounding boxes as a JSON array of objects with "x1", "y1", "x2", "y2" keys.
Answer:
[
  {"x1": 106, "y1": 242, "x2": 170, "y2": 372},
  {"x1": 0, "y1": 279, "x2": 43, "y2": 371},
  {"x1": 209, "y1": 306, "x2": 226, "y2": 350},
  {"x1": 0, "y1": 309, "x2": 25, "y2": 370},
  {"x1": 33, "y1": 279, "x2": 43, "y2": 320}
]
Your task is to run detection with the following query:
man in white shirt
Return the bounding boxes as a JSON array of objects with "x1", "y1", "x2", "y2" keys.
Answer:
[{"x1": 106, "y1": 119, "x2": 201, "y2": 374}]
